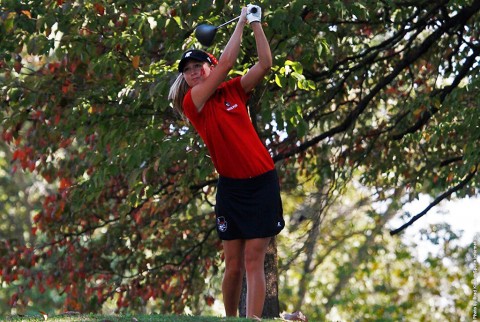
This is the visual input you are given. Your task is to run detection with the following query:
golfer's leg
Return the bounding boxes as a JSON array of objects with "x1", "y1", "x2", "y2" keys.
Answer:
[
  {"x1": 222, "y1": 239, "x2": 246, "y2": 316},
  {"x1": 244, "y1": 237, "x2": 271, "y2": 318}
]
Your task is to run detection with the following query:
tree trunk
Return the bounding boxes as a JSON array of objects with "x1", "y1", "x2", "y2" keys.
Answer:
[
  {"x1": 239, "y1": 237, "x2": 280, "y2": 318},
  {"x1": 294, "y1": 215, "x2": 321, "y2": 311}
]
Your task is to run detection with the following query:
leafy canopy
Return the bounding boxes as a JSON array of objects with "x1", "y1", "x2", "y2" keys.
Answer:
[{"x1": 1, "y1": 0, "x2": 479, "y2": 317}]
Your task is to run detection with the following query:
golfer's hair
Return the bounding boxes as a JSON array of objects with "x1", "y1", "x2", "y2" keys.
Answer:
[{"x1": 168, "y1": 73, "x2": 189, "y2": 121}]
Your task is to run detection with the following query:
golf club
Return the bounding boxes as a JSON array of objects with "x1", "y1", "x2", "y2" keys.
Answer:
[{"x1": 195, "y1": 7, "x2": 258, "y2": 47}]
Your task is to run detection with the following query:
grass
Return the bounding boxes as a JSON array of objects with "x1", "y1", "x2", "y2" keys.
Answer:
[{"x1": 1, "y1": 314, "x2": 280, "y2": 322}]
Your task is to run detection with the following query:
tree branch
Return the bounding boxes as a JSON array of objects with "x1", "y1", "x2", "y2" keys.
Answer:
[
  {"x1": 273, "y1": 0, "x2": 480, "y2": 162},
  {"x1": 390, "y1": 168, "x2": 477, "y2": 236},
  {"x1": 391, "y1": 43, "x2": 480, "y2": 140}
]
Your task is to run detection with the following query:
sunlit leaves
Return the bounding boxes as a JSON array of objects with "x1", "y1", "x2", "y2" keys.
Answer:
[
  {"x1": 0, "y1": 0, "x2": 479, "y2": 318},
  {"x1": 274, "y1": 60, "x2": 316, "y2": 91},
  {"x1": 0, "y1": 0, "x2": 224, "y2": 314}
]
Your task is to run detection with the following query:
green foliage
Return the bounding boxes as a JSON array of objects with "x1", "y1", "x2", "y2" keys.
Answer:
[
  {"x1": 278, "y1": 186, "x2": 475, "y2": 321},
  {"x1": 1, "y1": 0, "x2": 479, "y2": 319}
]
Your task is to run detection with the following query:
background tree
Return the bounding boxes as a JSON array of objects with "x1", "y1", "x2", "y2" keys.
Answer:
[
  {"x1": 278, "y1": 180, "x2": 475, "y2": 321},
  {"x1": 1, "y1": 0, "x2": 478, "y2": 319}
]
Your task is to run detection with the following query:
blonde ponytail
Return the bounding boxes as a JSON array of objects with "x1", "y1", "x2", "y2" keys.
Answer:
[{"x1": 168, "y1": 73, "x2": 190, "y2": 121}]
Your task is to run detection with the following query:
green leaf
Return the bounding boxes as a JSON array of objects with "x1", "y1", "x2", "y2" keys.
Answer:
[
  {"x1": 275, "y1": 74, "x2": 286, "y2": 88},
  {"x1": 4, "y1": 12, "x2": 16, "y2": 33}
]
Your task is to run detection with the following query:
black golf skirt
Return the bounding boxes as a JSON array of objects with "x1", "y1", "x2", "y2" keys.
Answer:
[{"x1": 215, "y1": 169, "x2": 285, "y2": 240}]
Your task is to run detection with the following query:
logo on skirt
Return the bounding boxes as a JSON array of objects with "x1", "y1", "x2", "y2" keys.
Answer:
[{"x1": 217, "y1": 216, "x2": 228, "y2": 232}]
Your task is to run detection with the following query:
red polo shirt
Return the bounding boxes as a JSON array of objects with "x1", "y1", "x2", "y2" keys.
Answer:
[{"x1": 183, "y1": 76, "x2": 274, "y2": 178}]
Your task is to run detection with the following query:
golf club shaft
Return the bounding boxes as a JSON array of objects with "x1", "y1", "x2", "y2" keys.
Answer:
[
  {"x1": 217, "y1": 16, "x2": 240, "y2": 29},
  {"x1": 216, "y1": 6, "x2": 258, "y2": 29}
]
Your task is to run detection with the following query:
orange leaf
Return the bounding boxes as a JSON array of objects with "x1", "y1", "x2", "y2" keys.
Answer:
[
  {"x1": 68, "y1": 60, "x2": 79, "y2": 73},
  {"x1": 28, "y1": 160, "x2": 36, "y2": 172},
  {"x1": 94, "y1": 3, "x2": 105, "y2": 15},
  {"x1": 12, "y1": 149, "x2": 26, "y2": 161},
  {"x1": 14, "y1": 61, "x2": 23, "y2": 73},
  {"x1": 21, "y1": 10, "x2": 32, "y2": 19},
  {"x1": 204, "y1": 295, "x2": 215, "y2": 306},
  {"x1": 39, "y1": 310, "x2": 48, "y2": 320},
  {"x1": 447, "y1": 172, "x2": 454, "y2": 182},
  {"x1": 42, "y1": 173, "x2": 53, "y2": 183},
  {"x1": 2, "y1": 130, "x2": 13, "y2": 143},
  {"x1": 62, "y1": 80, "x2": 72, "y2": 94},
  {"x1": 60, "y1": 178, "x2": 71, "y2": 189},
  {"x1": 59, "y1": 138, "x2": 73, "y2": 148},
  {"x1": 132, "y1": 55, "x2": 140, "y2": 69},
  {"x1": 48, "y1": 62, "x2": 60, "y2": 73},
  {"x1": 54, "y1": 113, "x2": 61, "y2": 125}
]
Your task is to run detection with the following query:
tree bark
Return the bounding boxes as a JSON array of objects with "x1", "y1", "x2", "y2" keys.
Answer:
[
  {"x1": 294, "y1": 216, "x2": 320, "y2": 311},
  {"x1": 239, "y1": 237, "x2": 280, "y2": 318}
]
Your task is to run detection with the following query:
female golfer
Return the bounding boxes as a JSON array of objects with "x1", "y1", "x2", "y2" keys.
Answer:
[{"x1": 169, "y1": 5, "x2": 284, "y2": 318}]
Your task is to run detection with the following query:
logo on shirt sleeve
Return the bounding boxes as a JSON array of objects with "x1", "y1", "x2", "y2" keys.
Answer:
[{"x1": 224, "y1": 100, "x2": 238, "y2": 111}]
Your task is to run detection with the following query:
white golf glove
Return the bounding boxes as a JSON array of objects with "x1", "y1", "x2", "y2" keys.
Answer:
[{"x1": 246, "y1": 4, "x2": 261, "y2": 24}]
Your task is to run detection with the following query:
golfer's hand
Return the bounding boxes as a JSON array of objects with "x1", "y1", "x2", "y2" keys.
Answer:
[
  {"x1": 239, "y1": 7, "x2": 248, "y2": 25},
  {"x1": 246, "y1": 4, "x2": 261, "y2": 24}
]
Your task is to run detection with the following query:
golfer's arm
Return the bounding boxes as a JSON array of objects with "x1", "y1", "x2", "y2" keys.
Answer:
[
  {"x1": 218, "y1": 20, "x2": 245, "y2": 72},
  {"x1": 191, "y1": 20, "x2": 245, "y2": 112},
  {"x1": 252, "y1": 22, "x2": 272, "y2": 71},
  {"x1": 241, "y1": 22, "x2": 272, "y2": 93}
]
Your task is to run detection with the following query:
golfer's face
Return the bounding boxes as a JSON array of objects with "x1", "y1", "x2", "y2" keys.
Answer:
[{"x1": 183, "y1": 60, "x2": 211, "y2": 87}]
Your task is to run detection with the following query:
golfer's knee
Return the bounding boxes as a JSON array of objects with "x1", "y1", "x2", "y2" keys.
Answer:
[
  {"x1": 225, "y1": 260, "x2": 245, "y2": 278},
  {"x1": 244, "y1": 254, "x2": 264, "y2": 273}
]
